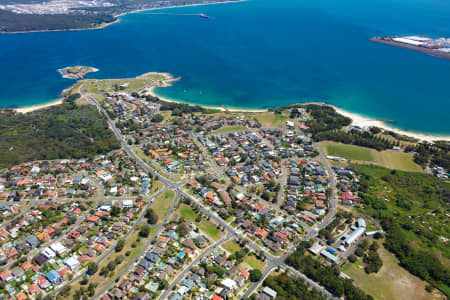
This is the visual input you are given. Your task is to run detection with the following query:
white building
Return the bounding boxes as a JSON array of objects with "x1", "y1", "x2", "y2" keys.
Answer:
[
  {"x1": 42, "y1": 247, "x2": 56, "y2": 259},
  {"x1": 65, "y1": 256, "x2": 80, "y2": 270},
  {"x1": 50, "y1": 242, "x2": 68, "y2": 256}
]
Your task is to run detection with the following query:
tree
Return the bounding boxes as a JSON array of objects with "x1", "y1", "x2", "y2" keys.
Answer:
[
  {"x1": 115, "y1": 239, "x2": 125, "y2": 252},
  {"x1": 87, "y1": 262, "x2": 98, "y2": 275},
  {"x1": 146, "y1": 208, "x2": 158, "y2": 224},
  {"x1": 249, "y1": 269, "x2": 262, "y2": 282},
  {"x1": 151, "y1": 114, "x2": 164, "y2": 123},
  {"x1": 139, "y1": 224, "x2": 151, "y2": 237},
  {"x1": 348, "y1": 254, "x2": 357, "y2": 263}
]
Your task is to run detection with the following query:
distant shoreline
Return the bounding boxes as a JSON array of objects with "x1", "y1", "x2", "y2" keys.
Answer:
[
  {"x1": 0, "y1": 0, "x2": 245, "y2": 34},
  {"x1": 10, "y1": 71, "x2": 450, "y2": 143}
]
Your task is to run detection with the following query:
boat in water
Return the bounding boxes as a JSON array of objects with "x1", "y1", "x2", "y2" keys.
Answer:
[{"x1": 200, "y1": 13, "x2": 210, "y2": 19}]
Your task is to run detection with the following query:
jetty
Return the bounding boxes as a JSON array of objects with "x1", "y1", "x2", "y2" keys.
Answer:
[
  {"x1": 371, "y1": 36, "x2": 450, "y2": 60},
  {"x1": 138, "y1": 12, "x2": 211, "y2": 19}
]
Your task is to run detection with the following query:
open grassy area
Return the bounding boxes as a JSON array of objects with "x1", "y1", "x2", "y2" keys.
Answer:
[
  {"x1": 222, "y1": 240, "x2": 242, "y2": 254},
  {"x1": 319, "y1": 141, "x2": 422, "y2": 172},
  {"x1": 253, "y1": 111, "x2": 289, "y2": 127},
  {"x1": 342, "y1": 246, "x2": 444, "y2": 300},
  {"x1": 242, "y1": 254, "x2": 266, "y2": 270},
  {"x1": 149, "y1": 180, "x2": 164, "y2": 195},
  {"x1": 177, "y1": 203, "x2": 222, "y2": 241},
  {"x1": 152, "y1": 190, "x2": 176, "y2": 224},
  {"x1": 212, "y1": 125, "x2": 247, "y2": 134},
  {"x1": 84, "y1": 79, "x2": 150, "y2": 94}
]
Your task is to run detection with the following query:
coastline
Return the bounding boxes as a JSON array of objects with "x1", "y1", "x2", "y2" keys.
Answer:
[
  {"x1": 149, "y1": 73, "x2": 450, "y2": 142},
  {"x1": 11, "y1": 71, "x2": 450, "y2": 142},
  {"x1": 14, "y1": 100, "x2": 63, "y2": 113},
  {"x1": 0, "y1": 0, "x2": 245, "y2": 35}
]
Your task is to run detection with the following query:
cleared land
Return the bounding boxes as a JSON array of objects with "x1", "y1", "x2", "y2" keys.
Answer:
[
  {"x1": 222, "y1": 240, "x2": 242, "y2": 254},
  {"x1": 342, "y1": 246, "x2": 444, "y2": 300},
  {"x1": 319, "y1": 141, "x2": 422, "y2": 172},
  {"x1": 253, "y1": 111, "x2": 289, "y2": 127},
  {"x1": 212, "y1": 125, "x2": 246, "y2": 134},
  {"x1": 152, "y1": 190, "x2": 176, "y2": 224},
  {"x1": 242, "y1": 253, "x2": 266, "y2": 270},
  {"x1": 177, "y1": 203, "x2": 222, "y2": 241}
]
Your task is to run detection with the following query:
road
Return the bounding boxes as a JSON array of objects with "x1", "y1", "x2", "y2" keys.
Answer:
[
  {"x1": 53, "y1": 185, "x2": 169, "y2": 297},
  {"x1": 80, "y1": 83, "x2": 338, "y2": 299},
  {"x1": 92, "y1": 189, "x2": 180, "y2": 299},
  {"x1": 158, "y1": 234, "x2": 231, "y2": 300}
]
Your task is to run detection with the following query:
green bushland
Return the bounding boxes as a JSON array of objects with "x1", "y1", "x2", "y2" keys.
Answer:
[
  {"x1": 356, "y1": 165, "x2": 450, "y2": 295},
  {"x1": 286, "y1": 241, "x2": 373, "y2": 300},
  {"x1": 0, "y1": 94, "x2": 120, "y2": 167},
  {"x1": 0, "y1": 10, "x2": 115, "y2": 32},
  {"x1": 263, "y1": 272, "x2": 326, "y2": 300}
]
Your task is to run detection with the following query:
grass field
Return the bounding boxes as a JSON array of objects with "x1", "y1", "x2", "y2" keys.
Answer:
[
  {"x1": 342, "y1": 246, "x2": 444, "y2": 300},
  {"x1": 319, "y1": 141, "x2": 422, "y2": 172},
  {"x1": 212, "y1": 125, "x2": 247, "y2": 134},
  {"x1": 177, "y1": 204, "x2": 222, "y2": 241},
  {"x1": 253, "y1": 111, "x2": 289, "y2": 127},
  {"x1": 84, "y1": 79, "x2": 150, "y2": 94},
  {"x1": 242, "y1": 254, "x2": 266, "y2": 270},
  {"x1": 222, "y1": 240, "x2": 242, "y2": 254},
  {"x1": 152, "y1": 190, "x2": 176, "y2": 224}
]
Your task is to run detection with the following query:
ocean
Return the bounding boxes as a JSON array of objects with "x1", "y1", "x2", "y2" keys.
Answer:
[{"x1": 0, "y1": 0, "x2": 449, "y2": 134}]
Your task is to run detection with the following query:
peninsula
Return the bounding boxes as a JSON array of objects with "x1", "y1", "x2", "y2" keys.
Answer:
[
  {"x1": 371, "y1": 36, "x2": 450, "y2": 60},
  {"x1": 57, "y1": 66, "x2": 99, "y2": 79}
]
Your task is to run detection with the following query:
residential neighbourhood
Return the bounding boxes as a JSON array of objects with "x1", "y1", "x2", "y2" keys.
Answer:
[{"x1": 0, "y1": 78, "x2": 446, "y2": 300}]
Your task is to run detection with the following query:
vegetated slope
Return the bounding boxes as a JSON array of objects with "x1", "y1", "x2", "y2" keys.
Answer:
[
  {"x1": 0, "y1": 94, "x2": 120, "y2": 167},
  {"x1": 357, "y1": 165, "x2": 450, "y2": 295}
]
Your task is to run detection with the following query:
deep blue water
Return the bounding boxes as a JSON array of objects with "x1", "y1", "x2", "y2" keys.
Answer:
[{"x1": 0, "y1": 0, "x2": 449, "y2": 134}]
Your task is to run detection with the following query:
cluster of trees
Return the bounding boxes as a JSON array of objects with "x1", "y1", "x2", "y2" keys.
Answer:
[
  {"x1": 0, "y1": 94, "x2": 120, "y2": 167},
  {"x1": 258, "y1": 272, "x2": 326, "y2": 300},
  {"x1": 405, "y1": 142, "x2": 450, "y2": 170},
  {"x1": 286, "y1": 241, "x2": 373, "y2": 300},
  {"x1": 145, "y1": 95, "x2": 217, "y2": 116},
  {"x1": 0, "y1": 10, "x2": 116, "y2": 32},
  {"x1": 146, "y1": 208, "x2": 158, "y2": 224},
  {"x1": 384, "y1": 222, "x2": 449, "y2": 290},
  {"x1": 315, "y1": 130, "x2": 396, "y2": 151},
  {"x1": 302, "y1": 104, "x2": 352, "y2": 135},
  {"x1": 356, "y1": 165, "x2": 450, "y2": 294},
  {"x1": 353, "y1": 240, "x2": 383, "y2": 274}
]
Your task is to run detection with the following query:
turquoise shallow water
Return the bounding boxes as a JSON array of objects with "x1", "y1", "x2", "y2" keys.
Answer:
[{"x1": 0, "y1": 0, "x2": 449, "y2": 134}]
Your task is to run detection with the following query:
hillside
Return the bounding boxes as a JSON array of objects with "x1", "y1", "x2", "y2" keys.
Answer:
[{"x1": 0, "y1": 95, "x2": 120, "y2": 167}]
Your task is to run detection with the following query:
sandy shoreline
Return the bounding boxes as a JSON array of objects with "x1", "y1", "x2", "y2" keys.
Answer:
[
  {"x1": 15, "y1": 100, "x2": 63, "y2": 113},
  {"x1": 11, "y1": 71, "x2": 450, "y2": 142},
  {"x1": 331, "y1": 105, "x2": 450, "y2": 142},
  {"x1": 149, "y1": 73, "x2": 450, "y2": 142}
]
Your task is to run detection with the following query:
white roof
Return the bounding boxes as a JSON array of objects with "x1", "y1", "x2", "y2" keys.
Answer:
[
  {"x1": 50, "y1": 242, "x2": 67, "y2": 254},
  {"x1": 309, "y1": 243, "x2": 324, "y2": 255},
  {"x1": 263, "y1": 286, "x2": 277, "y2": 298},
  {"x1": 65, "y1": 256, "x2": 80, "y2": 269},
  {"x1": 343, "y1": 227, "x2": 365, "y2": 245},
  {"x1": 393, "y1": 37, "x2": 424, "y2": 46},
  {"x1": 123, "y1": 200, "x2": 133, "y2": 207},
  {"x1": 42, "y1": 247, "x2": 56, "y2": 259},
  {"x1": 221, "y1": 278, "x2": 237, "y2": 290},
  {"x1": 405, "y1": 36, "x2": 432, "y2": 42}
]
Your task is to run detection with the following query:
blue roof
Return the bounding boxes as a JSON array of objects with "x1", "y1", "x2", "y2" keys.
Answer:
[{"x1": 45, "y1": 270, "x2": 62, "y2": 284}]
